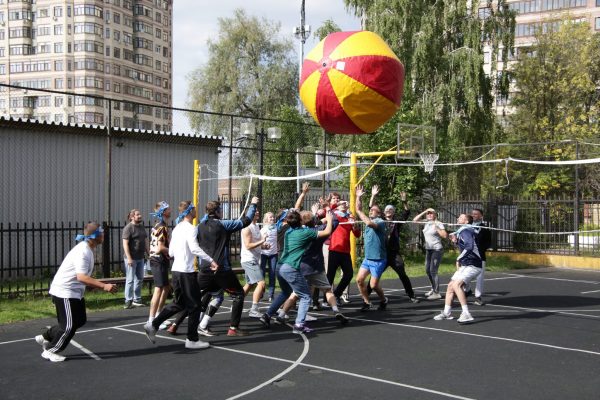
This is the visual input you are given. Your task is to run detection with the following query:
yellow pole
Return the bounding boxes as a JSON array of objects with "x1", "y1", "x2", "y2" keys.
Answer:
[
  {"x1": 193, "y1": 160, "x2": 199, "y2": 225},
  {"x1": 349, "y1": 152, "x2": 357, "y2": 269}
]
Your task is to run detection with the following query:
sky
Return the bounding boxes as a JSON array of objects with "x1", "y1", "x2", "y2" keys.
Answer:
[{"x1": 171, "y1": 0, "x2": 361, "y2": 110}]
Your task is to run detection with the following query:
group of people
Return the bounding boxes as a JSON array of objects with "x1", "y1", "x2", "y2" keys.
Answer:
[{"x1": 36, "y1": 184, "x2": 491, "y2": 362}]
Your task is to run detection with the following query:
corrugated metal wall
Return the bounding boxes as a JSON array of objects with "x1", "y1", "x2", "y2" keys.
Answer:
[{"x1": 0, "y1": 126, "x2": 219, "y2": 224}]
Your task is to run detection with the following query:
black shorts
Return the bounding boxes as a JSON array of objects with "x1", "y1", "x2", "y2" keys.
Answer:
[{"x1": 150, "y1": 257, "x2": 170, "y2": 287}]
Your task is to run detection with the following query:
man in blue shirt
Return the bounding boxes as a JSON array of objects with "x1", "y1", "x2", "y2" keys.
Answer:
[
  {"x1": 434, "y1": 213, "x2": 482, "y2": 324},
  {"x1": 355, "y1": 185, "x2": 388, "y2": 311}
]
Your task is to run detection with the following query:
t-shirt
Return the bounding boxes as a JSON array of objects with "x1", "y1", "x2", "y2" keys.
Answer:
[
  {"x1": 240, "y1": 223, "x2": 262, "y2": 263},
  {"x1": 423, "y1": 221, "x2": 445, "y2": 250},
  {"x1": 122, "y1": 222, "x2": 147, "y2": 260},
  {"x1": 149, "y1": 222, "x2": 169, "y2": 260},
  {"x1": 364, "y1": 218, "x2": 387, "y2": 260},
  {"x1": 49, "y1": 241, "x2": 94, "y2": 299},
  {"x1": 260, "y1": 225, "x2": 278, "y2": 256},
  {"x1": 278, "y1": 228, "x2": 318, "y2": 270}
]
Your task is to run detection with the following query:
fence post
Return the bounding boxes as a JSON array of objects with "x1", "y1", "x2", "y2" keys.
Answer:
[
  {"x1": 102, "y1": 221, "x2": 110, "y2": 278},
  {"x1": 229, "y1": 115, "x2": 234, "y2": 219},
  {"x1": 105, "y1": 98, "x2": 112, "y2": 231},
  {"x1": 574, "y1": 140, "x2": 580, "y2": 255}
]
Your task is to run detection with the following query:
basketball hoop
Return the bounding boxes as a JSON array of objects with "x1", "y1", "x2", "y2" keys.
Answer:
[{"x1": 419, "y1": 153, "x2": 439, "y2": 174}]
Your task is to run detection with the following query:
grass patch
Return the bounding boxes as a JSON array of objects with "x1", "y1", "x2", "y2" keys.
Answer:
[{"x1": 0, "y1": 252, "x2": 533, "y2": 325}]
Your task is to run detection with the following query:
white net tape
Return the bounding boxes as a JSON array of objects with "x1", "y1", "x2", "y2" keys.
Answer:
[{"x1": 419, "y1": 153, "x2": 439, "y2": 173}]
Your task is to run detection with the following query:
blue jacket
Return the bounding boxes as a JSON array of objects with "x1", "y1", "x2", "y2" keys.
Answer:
[{"x1": 457, "y1": 226, "x2": 482, "y2": 268}]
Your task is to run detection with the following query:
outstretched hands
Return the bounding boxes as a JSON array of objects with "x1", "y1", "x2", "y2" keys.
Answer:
[
  {"x1": 371, "y1": 185, "x2": 380, "y2": 197},
  {"x1": 355, "y1": 185, "x2": 366, "y2": 198}
]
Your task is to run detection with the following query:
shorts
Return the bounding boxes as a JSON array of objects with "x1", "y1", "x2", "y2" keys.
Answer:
[
  {"x1": 360, "y1": 258, "x2": 387, "y2": 279},
  {"x1": 451, "y1": 265, "x2": 481, "y2": 285},
  {"x1": 149, "y1": 257, "x2": 170, "y2": 288},
  {"x1": 305, "y1": 271, "x2": 332, "y2": 290},
  {"x1": 242, "y1": 260, "x2": 264, "y2": 285}
]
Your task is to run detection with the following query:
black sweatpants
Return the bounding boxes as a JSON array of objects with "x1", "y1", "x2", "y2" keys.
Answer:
[
  {"x1": 44, "y1": 296, "x2": 87, "y2": 353},
  {"x1": 152, "y1": 271, "x2": 202, "y2": 342},
  {"x1": 327, "y1": 250, "x2": 354, "y2": 299},
  {"x1": 198, "y1": 268, "x2": 245, "y2": 329},
  {"x1": 367, "y1": 253, "x2": 415, "y2": 298}
]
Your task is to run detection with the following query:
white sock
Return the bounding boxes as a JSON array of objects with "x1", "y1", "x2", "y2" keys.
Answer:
[
  {"x1": 199, "y1": 315, "x2": 211, "y2": 330},
  {"x1": 461, "y1": 304, "x2": 470, "y2": 313},
  {"x1": 251, "y1": 302, "x2": 259, "y2": 311},
  {"x1": 443, "y1": 305, "x2": 452, "y2": 315},
  {"x1": 331, "y1": 305, "x2": 339, "y2": 313},
  {"x1": 278, "y1": 309, "x2": 286, "y2": 318},
  {"x1": 199, "y1": 312, "x2": 205, "y2": 321},
  {"x1": 148, "y1": 316, "x2": 154, "y2": 324}
]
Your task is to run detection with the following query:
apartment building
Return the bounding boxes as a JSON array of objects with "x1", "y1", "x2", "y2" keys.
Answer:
[
  {"x1": 0, "y1": 0, "x2": 172, "y2": 131},
  {"x1": 480, "y1": 0, "x2": 600, "y2": 115}
]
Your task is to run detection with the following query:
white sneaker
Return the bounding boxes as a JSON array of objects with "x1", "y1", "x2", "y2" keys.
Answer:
[
  {"x1": 35, "y1": 335, "x2": 49, "y2": 350},
  {"x1": 305, "y1": 314, "x2": 317, "y2": 322},
  {"x1": 425, "y1": 289, "x2": 434, "y2": 297},
  {"x1": 41, "y1": 349, "x2": 66, "y2": 362},
  {"x1": 158, "y1": 320, "x2": 172, "y2": 330},
  {"x1": 457, "y1": 312, "x2": 474, "y2": 323},
  {"x1": 433, "y1": 312, "x2": 453, "y2": 321},
  {"x1": 427, "y1": 292, "x2": 442, "y2": 300},
  {"x1": 185, "y1": 339, "x2": 210, "y2": 349},
  {"x1": 143, "y1": 322, "x2": 157, "y2": 344},
  {"x1": 248, "y1": 309, "x2": 262, "y2": 318}
]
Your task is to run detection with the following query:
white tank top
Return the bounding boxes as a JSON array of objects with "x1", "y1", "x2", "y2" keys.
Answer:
[{"x1": 240, "y1": 223, "x2": 262, "y2": 263}]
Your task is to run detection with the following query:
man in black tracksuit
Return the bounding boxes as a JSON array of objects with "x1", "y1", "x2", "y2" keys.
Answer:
[{"x1": 196, "y1": 196, "x2": 258, "y2": 337}]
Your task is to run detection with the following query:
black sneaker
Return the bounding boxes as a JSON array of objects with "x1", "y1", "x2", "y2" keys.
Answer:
[
  {"x1": 474, "y1": 297, "x2": 485, "y2": 306},
  {"x1": 335, "y1": 297, "x2": 343, "y2": 307},
  {"x1": 377, "y1": 297, "x2": 389, "y2": 310},
  {"x1": 360, "y1": 302, "x2": 372, "y2": 311},
  {"x1": 465, "y1": 289, "x2": 473, "y2": 298},
  {"x1": 335, "y1": 312, "x2": 349, "y2": 325},
  {"x1": 259, "y1": 313, "x2": 271, "y2": 329}
]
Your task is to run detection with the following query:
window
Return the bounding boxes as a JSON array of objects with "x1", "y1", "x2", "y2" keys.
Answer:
[
  {"x1": 55, "y1": 96, "x2": 64, "y2": 107},
  {"x1": 114, "y1": 83, "x2": 120, "y2": 93},
  {"x1": 113, "y1": 12, "x2": 120, "y2": 24},
  {"x1": 596, "y1": 17, "x2": 600, "y2": 31},
  {"x1": 0, "y1": 30, "x2": 4, "y2": 40},
  {"x1": 55, "y1": 78, "x2": 64, "y2": 89},
  {"x1": 113, "y1": 30, "x2": 120, "y2": 41},
  {"x1": 37, "y1": 25, "x2": 51, "y2": 36},
  {"x1": 74, "y1": 23, "x2": 103, "y2": 36},
  {"x1": 0, "y1": 64, "x2": 5, "y2": 75},
  {"x1": 38, "y1": 43, "x2": 51, "y2": 54},
  {"x1": 74, "y1": 5, "x2": 103, "y2": 18},
  {"x1": 105, "y1": 28, "x2": 110, "y2": 39},
  {"x1": 38, "y1": 8, "x2": 49, "y2": 18},
  {"x1": 54, "y1": 25, "x2": 63, "y2": 35},
  {"x1": 54, "y1": 60, "x2": 63, "y2": 71},
  {"x1": 54, "y1": 42, "x2": 63, "y2": 53},
  {"x1": 74, "y1": 40, "x2": 103, "y2": 53},
  {"x1": 9, "y1": 27, "x2": 32, "y2": 38},
  {"x1": 105, "y1": 46, "x2": 110, "y2": 56},
  {"x1": 54, "y1": 6, "x2": 63, "y2": 17},
  {"x1": 155, "y1": 28, "x2": 161, "y2": 39},
  {"x1": 597, "y1": 0, "x2": 600, "y2": 6},
  {"x1": 113, "y1": 47, "x2": 120, "y2": 58}
]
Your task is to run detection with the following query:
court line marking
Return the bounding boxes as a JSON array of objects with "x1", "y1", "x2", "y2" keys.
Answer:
[
  {"x1": 342, "y1": 316, "x2": 600, "y2": 356},
  {"x1": 70, "y1": 339, "x2": 101, "y2": 360},
  {"x1": 501, "y1": 273, "x2": 600, "y2": 285},
  {"x1": 114, "y1": 326, "x2": 474, "y2": 400},
  {"x1": 484, "y1": 303, "x2": 600, "y2": 319},
  {"x1": 581, "y1": 289, "x2": 600, "y2": 294}
]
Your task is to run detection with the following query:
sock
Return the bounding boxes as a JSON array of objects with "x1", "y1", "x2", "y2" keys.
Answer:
[
  {"x1": 251, "y1": 302, "x2": 259, "y2": 311},
  {"x1": 199, "y1": 312, "x2": 205, "y2": 321},
  {"x1": 148, "y1": 316, "x2": 154, "y2": 324},
  {"x1": 443, "y1": 305, "x2": 452, "y2": 315},
  {"x1": 199, "y1": 315, "x2": 212, "y2": 330},
  {"x1": 461, "y1": 304, "x2": 470, "y2": 313},
  {"x1": 331, "y1": 305, "x2": 339, "y2": 313},
  {"x1": 277, "y1": 309, "x2": 286, "y2": 318}
]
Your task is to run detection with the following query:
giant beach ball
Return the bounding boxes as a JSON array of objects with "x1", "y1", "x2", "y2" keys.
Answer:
[{"x1": 299, "y1": 31, "x2": 405, "y2": 134}]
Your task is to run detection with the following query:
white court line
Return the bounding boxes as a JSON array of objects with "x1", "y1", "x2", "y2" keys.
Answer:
[
  {"x1": 486, "y1": 303, "x2": 600, "y2": 319},
  {"x1": 345, "y1": 316, "x2": 600, "y2": 357},
  {"x1": 115, "y1": 326, "x2": 474, "y2": 400},
  {"x1": 581, "y1": 289, "x2": 600, "y2": 294},
  {"x1": 70, "y1": 339, "x2": 101, "y2": 360},
  {"x1": 502, "y1": 273, "x2": 600, "y2": 285}
]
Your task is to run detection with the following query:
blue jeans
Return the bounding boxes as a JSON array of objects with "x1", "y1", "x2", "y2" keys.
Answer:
[
  {"x1": 260, "y1": 254, "x2": 278, "y2": 298},
  {"x1": 266, "y1": 263, "x2": 311, "y2": 326},
  {"x1": 124, "y1": 258, "x2": 145, "y2": 303},
  {"x1": 425, "y1": 249, "x2": 443, "y2": 293}
]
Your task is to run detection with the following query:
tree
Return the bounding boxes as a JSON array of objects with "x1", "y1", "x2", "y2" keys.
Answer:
[
  {"x1": 342, "y1": 0, "x2": 515, "y2": 200},
  {"x1": 508, "y1": 21, "x2": 600, "y2": 196},
  {"x1": 186, "y1": 9, "x2": 298, "y2": 137},
  {"x1": 313, "y1": 19, "x2": 341, "y2": 41}
]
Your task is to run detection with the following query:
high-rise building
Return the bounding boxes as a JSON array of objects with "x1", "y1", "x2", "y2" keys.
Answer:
[
  {"x1": 0, "y1": 0, "x2": 172, "y2": 131},
  {"x1": 481, "y1": 0, "x2": 600, "y2": 116}
]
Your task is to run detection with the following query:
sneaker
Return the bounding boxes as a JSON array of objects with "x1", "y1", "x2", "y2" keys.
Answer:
[
  {"x1": 268, "y1": 296, "x2": 273, "y2": 303},
  {"x1": 35, "y1": 335, "x2": 49, "y2": 350},
  {"x1": 227, "y1": 328, "x2": 250, "y2": 337},
  {"x1": 310, "y1": 303, "x2": 322, "y2": 311},
  {"x1": 166, "y1": 324, "x2": 178, "y2": 335},
  {"x1": 259, "y1": 314, "x2": 271, "y2": 329},
  {"x1": 123, "y1": 301, "x2": 133, "y2": 309},
  {"x1": 305, "y1": 314, "x2": 317, "y2": 322},
  {"x1": 409, "y1": 297, "x2": 420, "y2": 304},
  {"x1": 185, "y1": 339, "x2": 210, "y2": 349},
  {"x1": 457, "y1": 311, "x2": 474, "y2": 323},
  {"x1": 158, "y1": 320, "x2": 172, "y2": 330},
  {"x1": 433, "y1": 312, "x2": 454, "y2": 321},
  {"x1": 41, "y1": 349, "x2": 66, "y2": 362},
  {"x1": 341, "y1": 293, "x2": 351, "y2": 304},
  {"x1": 474, "y1": 297, "x2": 485, "y2": 306},
  {"x1": 427, "y1": 292, "x2": 442, "y2": 300},
  {"x1": 320, "y1": 301, "x2": 330, "y2": 308},
  {"x1": 198, "y1": 326, "x2": 218, "y2": 337},
  {"x1": 248, "y1": 309, "x2": 262, "y2": 318},
  {"x1": 292, "y1": 324, "x2": 313, "y2": 334},
  {"x1": 465, "y1": 289, "x2": 473, "y2": 297},
  {"x1": 335, "y1": 312, "x2": 349, "y2": 325},
  {"x1": 143, "y1": 322, "x2": 157, "y2": 344},
  {"x1": 360, "y1": 302, "x2": 372, "y2": 311},
  {"x1": 425, "y1": 289, "x2": 434, "y2": 297},
  {"x1": 377, "y1": 297, "x2": 389, "y2": 311},
  {"x1": 131, "y1": 301, "x2": 145, "y2": 307},
  {"x1": 275, "y1": 314, "x2": 289, "y2": 325}
]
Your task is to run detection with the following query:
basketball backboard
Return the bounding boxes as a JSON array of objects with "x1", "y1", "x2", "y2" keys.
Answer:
[{"x1": 396, "y1": 123, "x2": 436, "y2": 160}]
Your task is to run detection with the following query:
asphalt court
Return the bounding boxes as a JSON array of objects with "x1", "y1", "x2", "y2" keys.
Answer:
[{"x1": 1, "y1": 267, "x2": 599, "y2": 400}]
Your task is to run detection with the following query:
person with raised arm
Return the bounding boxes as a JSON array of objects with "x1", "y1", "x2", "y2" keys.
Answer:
[{"x1": 413, "y1": 207, "x2": 447, "y2": 300}]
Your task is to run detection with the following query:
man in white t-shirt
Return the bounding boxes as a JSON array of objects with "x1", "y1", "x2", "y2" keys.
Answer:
[
  {"x1": 36, "y1": 222, "x2": 117, "y2": 362},
  {"x1": 241, "y1": 211, "x2": 268, "y2": 318}
]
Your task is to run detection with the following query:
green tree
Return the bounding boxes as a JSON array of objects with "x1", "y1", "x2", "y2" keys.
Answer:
[
  {"x1": 313, "y1": 19, "x2": 341, "y2": 41},
  {"x1": 508, "y1": 21, "x2": 600, "y2": 196},
  {"x1": 186, "y1": 9, "x2": 298, "y2": 137},
  {"x1": 342, "y1": 0, "x2": 515, "y2": 200}
]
